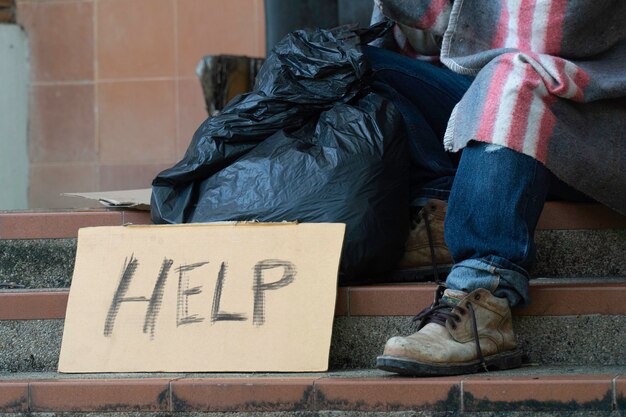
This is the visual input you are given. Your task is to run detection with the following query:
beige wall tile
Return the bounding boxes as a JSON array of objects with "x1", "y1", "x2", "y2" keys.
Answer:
[
  {"x1": 19, "y1": 0, "x2": 266, "y2": 207},
  {"x1": 99, "y1": 163, "x2": 171, "y2": 191},
  {"x1": 176, "y1": 78, "x2": 207, "y2": 158},
  {"x1": 17, "y1": 0, "x2": 94, "y2": 82},
  {"x1": 29, "y1": 84, "x2": 96, "y2": 163},
  {"x1": 29, "y1": 163, "x2": 98, "y2": 208},
  {"x1": 98, "y1": 80, "x2": 177, "y2": 164},
  {"x1": 97, "y1": 0, "x2": 175, "y2": 79},
  {"x1": 177, "y1": 0, "x2": 265, "y2": 77}
]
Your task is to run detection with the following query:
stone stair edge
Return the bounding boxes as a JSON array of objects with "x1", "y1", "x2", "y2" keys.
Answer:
[
  {"x1": 0, "y1": 202, "x2": 625, "y2": 240},
  {"x1": 2, "y1": 279, "x2": 625, "y2": 321},
  {"x1": 0, "y1": 209, "x2": 149, "y2": 240},
  {"x1": 0, "y1": 367, "x2": 624, "y2": 414}
]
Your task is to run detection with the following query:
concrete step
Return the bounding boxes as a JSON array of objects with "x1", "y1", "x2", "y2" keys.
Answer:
[
  {"x1": 330, "y1": 278, "x2": 626, "y2": 370},
  {"x1": 0, "y1": 209, "x2": 148, "y2": 289},
  {"x1": 0, "y1": 367, "x2": 624, "y2": 415},
  {"x1": 1, "y1": 203, "x2": 625, "y2": 289},
  {"x1": 1, "y1": 279, "x2": 624, "y2": 373},
  {"x1": 1, "y1": 206, "x2": 623, "y2": 415}
]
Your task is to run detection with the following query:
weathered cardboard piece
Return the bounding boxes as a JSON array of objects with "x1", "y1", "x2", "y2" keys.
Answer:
[
  {"x1": 58, "y1": 222, "x2": 345, "y2": 373},
  {"x1": 63, "y1": 189, "x2": 151, "y2": 210}
]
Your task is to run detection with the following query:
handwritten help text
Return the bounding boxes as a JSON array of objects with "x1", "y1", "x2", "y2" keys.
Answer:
[{"x1": 103, "y1": 255, "x2": 296, "y2": 339}]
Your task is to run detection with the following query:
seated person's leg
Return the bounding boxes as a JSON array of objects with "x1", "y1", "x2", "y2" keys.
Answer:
[
  {"x1": 445, "y1": 141, "x2": 551, "y2": 307},
  {"x1": 364, "y1": 46, "x2": 473, "y2": 276},
  {"x1": 377, "y1": 141, "x2": 551, "y2": 376},
  {"x1": 363, "y1": 45, "x2": 472, "y2": 205}
]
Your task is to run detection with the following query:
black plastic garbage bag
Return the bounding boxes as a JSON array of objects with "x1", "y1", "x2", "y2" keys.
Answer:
[
  {"x1": 152, "y1": 23, "x2": 392, "y2": 213},
  {"x1": 152, "y1": 22, "x2": 409, "y2": 282}
]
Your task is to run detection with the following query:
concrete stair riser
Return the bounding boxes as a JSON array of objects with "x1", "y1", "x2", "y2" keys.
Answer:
[
  {"x1": 0, "y1": 314, "x2": 624, "y2": 373},
  {"x1": 0, "y1": 239, "x2": 75, "y2": 288},
  {"x1": 1, "y1": 229, "x2": 625, "y2": 289},
  {"x1": 1, "y1": 280, "x2": 625, "y2": 372},
  {"x1": 330, "y1": 315, "x2": 626, "y2": 370}
]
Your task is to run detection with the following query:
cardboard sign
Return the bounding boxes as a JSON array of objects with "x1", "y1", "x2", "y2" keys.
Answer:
[{"x1": 58, "y1": 223, "x2": 345, "y2": 373}]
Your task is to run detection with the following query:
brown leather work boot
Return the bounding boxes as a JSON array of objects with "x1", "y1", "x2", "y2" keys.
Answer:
[
  {"x1": 395, "y1": 199, "x2": 453, "y2": 279},
  {"x1": 376, "y1": 286, "x2": 523, "y2": 376}
]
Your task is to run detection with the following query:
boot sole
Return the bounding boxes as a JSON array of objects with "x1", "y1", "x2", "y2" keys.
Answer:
[{"x1": 376, "y1": 350, "x2": 523, "y2": 377}]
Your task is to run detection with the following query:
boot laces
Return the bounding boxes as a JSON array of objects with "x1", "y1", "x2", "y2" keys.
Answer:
[
  {"x1": 411, "y1": 286, "x2": 488, "y2": 371},
  {"x1": 409, "y1": 204, "x2": 441, "y2": 284},
  {"x1": 411, "y1": 286, "x2": 458, "y2": 329},
  {"x1": 422, "y1": 207, "x2": 440, "y2": 284}
]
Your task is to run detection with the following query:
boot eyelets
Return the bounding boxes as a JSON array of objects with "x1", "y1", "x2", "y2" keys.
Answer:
[{"x1": 474, "y1": 294, "x2": 481, "y2": 301}]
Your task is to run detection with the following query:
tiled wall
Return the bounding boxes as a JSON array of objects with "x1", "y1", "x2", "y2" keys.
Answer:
[{"x1": 17, "y1": 0, "x2": 265, "y2": 208}]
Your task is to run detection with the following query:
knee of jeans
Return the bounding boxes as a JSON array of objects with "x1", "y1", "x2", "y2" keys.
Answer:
[{"x1": 484, "y1": 144, "x2": 505, "y2": 153}]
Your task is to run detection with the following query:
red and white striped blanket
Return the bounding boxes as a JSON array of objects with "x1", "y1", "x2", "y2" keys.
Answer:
[{"x1": 376, "y1": 0, "x2": 626, "y2": 213}]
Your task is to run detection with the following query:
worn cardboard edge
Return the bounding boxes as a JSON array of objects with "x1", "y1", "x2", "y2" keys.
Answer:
[
  {"x1": 75, "y1": 222, "x2": 306, "y2": 238},
  {"x1": 63, "y1": 189, "x2": 152, "y2": 211}
]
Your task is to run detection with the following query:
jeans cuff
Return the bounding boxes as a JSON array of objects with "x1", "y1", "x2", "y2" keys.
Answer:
[{"x1": 445, "y1": 257, "x2": 530, "y2": 307}]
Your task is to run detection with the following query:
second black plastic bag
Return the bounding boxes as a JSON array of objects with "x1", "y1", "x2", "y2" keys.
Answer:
[{"x1": 151, "y1": 23, "x2": 410, "y2": 282}]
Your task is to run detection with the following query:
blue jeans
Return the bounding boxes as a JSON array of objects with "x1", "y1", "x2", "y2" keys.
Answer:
[
  {"x1": 364, "y1": 46, "x2": 589, "y2": 307},
  {"x1": 444, "y1": 142, "x2": 549, "y2": 307},
  {"x1": 363, "y1": 45, "x2": 473, "y2": 205}
]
